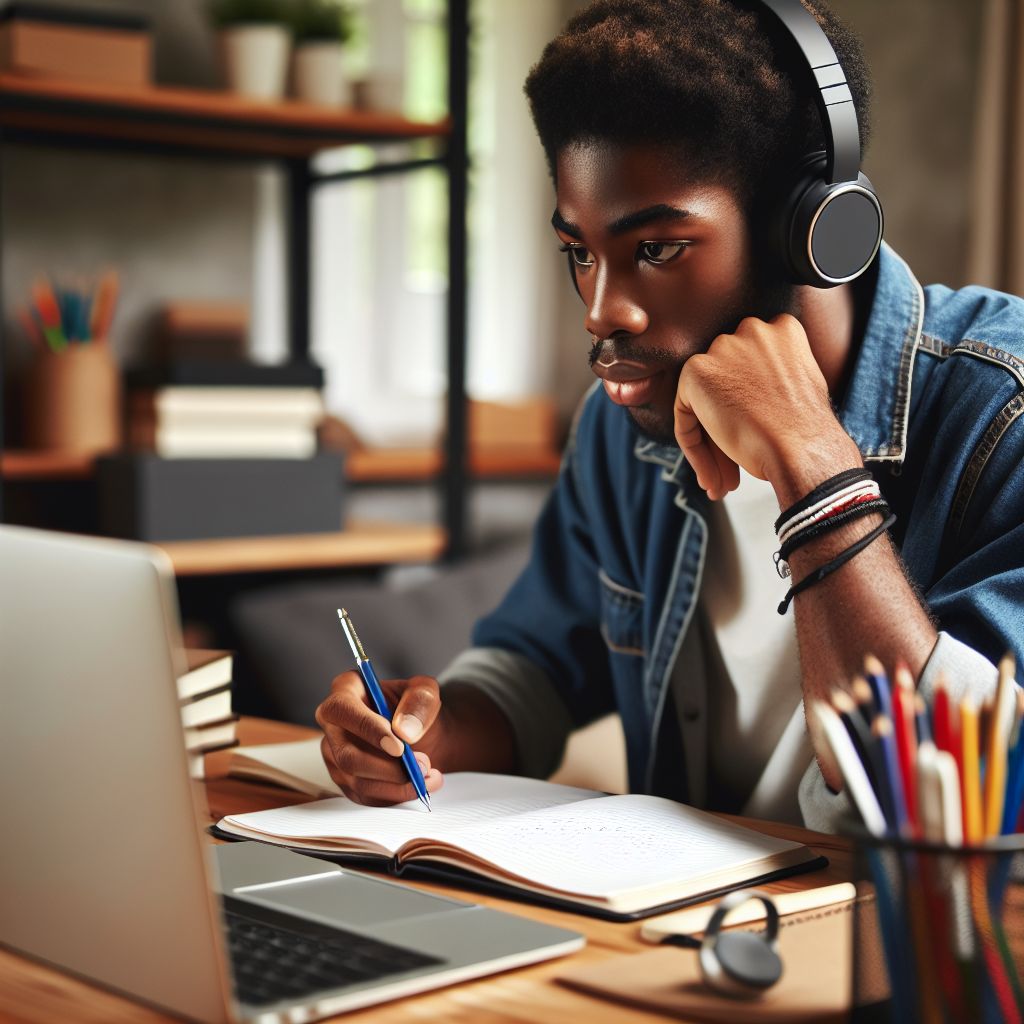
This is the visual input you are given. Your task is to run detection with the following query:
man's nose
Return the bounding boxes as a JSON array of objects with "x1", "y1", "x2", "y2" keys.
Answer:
[{"x1": 584, "y1": 269, "x2": 648, "y2": 339}]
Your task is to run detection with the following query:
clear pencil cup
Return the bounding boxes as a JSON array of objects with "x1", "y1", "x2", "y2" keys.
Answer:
[{"x1": 850, "y1": 833, "x2": 1024, "y2": 1023}]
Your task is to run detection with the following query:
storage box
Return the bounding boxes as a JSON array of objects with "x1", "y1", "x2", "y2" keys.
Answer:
[
  {"x1": 96, "y1": 453, "x2": 345, "y2": 542},
  {"x1": 0, "y1": 4, "x2": 151, "y2": 87}
]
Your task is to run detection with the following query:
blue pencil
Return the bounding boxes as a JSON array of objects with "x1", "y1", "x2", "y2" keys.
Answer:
[
  {"x1": 873, "y1": 713, "x2": 909, "y2": 837},
  {"x1": 864, "y1": 654, "x2": 893, "y2": 722}
]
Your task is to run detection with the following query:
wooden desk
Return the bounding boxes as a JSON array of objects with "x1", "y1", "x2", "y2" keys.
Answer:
[{"x1": 0, "y1": 718, "x2": 856, "y2": 1024}]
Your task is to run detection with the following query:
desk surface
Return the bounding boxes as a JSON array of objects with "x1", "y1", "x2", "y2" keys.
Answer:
[{"x1": 0, "y1": 717, "x2": 856, "y2": 1024}]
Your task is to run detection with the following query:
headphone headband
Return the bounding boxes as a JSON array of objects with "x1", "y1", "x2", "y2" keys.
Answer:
[{"x1": 758, "y1": 0, "x2": 861, "y2": 184}]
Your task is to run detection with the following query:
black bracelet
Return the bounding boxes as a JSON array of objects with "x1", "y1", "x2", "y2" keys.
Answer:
[
  {"x1": 777, "y1": 513, "x2": 897, "y2": 615},
  {"x1": 778, "y1": 498, "x2": 891, "y2": 563},
  {"x1": 773, "y1": 468, "x2": 873, "y2": 535}
]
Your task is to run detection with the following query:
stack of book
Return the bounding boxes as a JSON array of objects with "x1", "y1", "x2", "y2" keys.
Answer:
[
  {"x1": 179, "y1": 650, "x2": 237, "y2": 779},
  {"x1": 126, "y1": 364, "x2": 324, "y2": 460},
  {"x1": 99, "y1": 361, "x2": 345, "y2": 542}
]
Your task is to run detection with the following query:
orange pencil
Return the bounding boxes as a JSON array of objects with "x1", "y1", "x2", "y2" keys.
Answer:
[
  {"x1": 960, "y1": 697, "x2": 983, "y2": 844},
  {"x1": 90, "y1": 270, "x2": 119, "y2": 342}
]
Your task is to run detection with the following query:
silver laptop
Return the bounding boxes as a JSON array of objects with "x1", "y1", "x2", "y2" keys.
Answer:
[{"x1": 0, "y1": 525, "x2": 583, "y2": 1022}]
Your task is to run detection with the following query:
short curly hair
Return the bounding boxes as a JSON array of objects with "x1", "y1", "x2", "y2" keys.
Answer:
[{"x1": 524, "y1": 0, "x2": 872, "y2": 212}]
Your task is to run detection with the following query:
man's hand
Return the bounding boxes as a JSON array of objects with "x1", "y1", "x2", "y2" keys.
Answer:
[
  {"x1": 673, "y1": 314, "x2": 856, "y2": 501},
  {"x1": 315, "y1": 672, "x2": 447, "y2": 806}
]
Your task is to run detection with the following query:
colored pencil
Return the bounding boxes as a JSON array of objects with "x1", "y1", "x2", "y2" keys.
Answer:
[
  {"x1": 984, "y1": 654, "x2": 1017, "y2": 838},
  {"x1": 834, "y1": 688, "x2": 895, "y2": 830},
  {"x1": 892, "y1": 667, "x2": 919, "y2": 835},
  {"x1": 961, "y1": 698, "x2": 983, "y2": 845},
  {"x1": 813, "y1": 700, "x2": 887, "y2": 837},
  {"x1": 864, "y1": 654, "x2": 893, "y2": 721},
  {"x1": 873, "y1": 713, "x2": 909, "y2": 836},
  {"x1": 852, "y1": 675, "x2": 878, "y2": 728}
]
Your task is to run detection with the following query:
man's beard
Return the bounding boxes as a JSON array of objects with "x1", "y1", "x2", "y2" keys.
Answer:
[{"x1": 590, "y1": 272, "x2": 799, "y2": 445}]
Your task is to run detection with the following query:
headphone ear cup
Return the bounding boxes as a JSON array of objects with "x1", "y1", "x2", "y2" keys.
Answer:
[{"x1": 778, "y1": 154, "x2": 883, "y2": 288}]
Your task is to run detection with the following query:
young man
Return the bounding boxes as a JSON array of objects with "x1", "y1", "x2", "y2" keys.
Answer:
[{"x1": 316, "y1": 0, "x2": 1024, "y2": 828}]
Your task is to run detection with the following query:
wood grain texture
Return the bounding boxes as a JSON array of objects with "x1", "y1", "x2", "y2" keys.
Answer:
[
  {"x1": 156, "y1": 520, "x2": 446, "y2": 576},
  {"x1": 0, "y1": 73, "x2": 448, "y2": 158}
]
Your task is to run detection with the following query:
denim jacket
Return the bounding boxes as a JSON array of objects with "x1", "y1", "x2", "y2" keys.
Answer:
[{"x1": 440, "y1": 244, "x2": 1024, "y2": 819}]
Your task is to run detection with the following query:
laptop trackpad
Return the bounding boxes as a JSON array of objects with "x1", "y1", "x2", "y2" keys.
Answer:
[{"x1": 238, "y1": 873, "x2": 468, "y2": 928}]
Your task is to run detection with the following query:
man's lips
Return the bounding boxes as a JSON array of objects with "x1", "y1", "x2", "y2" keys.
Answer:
[
  {"x1": 591, "y1": 358, "x2": 665, "y2": 406},
  {"x1": 590, "y1": 358, "x2": 654, "y2": 383}
]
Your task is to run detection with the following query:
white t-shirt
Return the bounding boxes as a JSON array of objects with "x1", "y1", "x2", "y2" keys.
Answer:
[{"x1": 672, "y1": 470, "x2": 812, "y2": 824}]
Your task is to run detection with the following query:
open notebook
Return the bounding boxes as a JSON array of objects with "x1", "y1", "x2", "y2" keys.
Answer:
[{"x1": 216, "y1": 772, "x2": 825, "y2": 920}]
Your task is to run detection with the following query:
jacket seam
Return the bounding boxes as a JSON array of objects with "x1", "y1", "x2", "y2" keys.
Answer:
[
  {"x1": 872, "y1": 249, "x2": 925, "y2": 464},
  {"x1": 951, "y1": 340, "x2": 1024, "y2": 388},
  {"x1": 948, "y1": 391, "x2": 1024, "y2": 542},
  {"x1": 919, "y1": 332, "x2": 1024, "y2": 388},
  {"x1": 598, "y1": 568, "x2": 645, "y2": 602},
  {"x1": 643, "y1": 509, "x2": 707, "y2": 793}
]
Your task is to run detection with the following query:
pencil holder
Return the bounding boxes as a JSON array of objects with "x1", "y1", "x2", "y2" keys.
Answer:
[
  {"x1": 23, "y1": 343, "x2": 122, "y2": 453},
  {"x1": 851, "y1": 833, "x2": 1024, "y2": 1023}
]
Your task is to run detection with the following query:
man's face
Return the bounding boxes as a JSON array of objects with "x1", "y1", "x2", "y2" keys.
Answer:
[{"x1": 553, "y1": 141, "x2": 792, "y2": 442}]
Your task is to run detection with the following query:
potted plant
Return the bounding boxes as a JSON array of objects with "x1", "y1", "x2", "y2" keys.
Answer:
[
  {"x1": 289, "y1": 0, "x2": 353, "y2": 107},
  {"x1": 210, "y1": 0, "x2": 292, "y2": 101}
]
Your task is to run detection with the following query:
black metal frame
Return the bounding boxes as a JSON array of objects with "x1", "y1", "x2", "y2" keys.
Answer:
[{"x1": 0, "y1": 0, "x2": 470, "y2": 556}]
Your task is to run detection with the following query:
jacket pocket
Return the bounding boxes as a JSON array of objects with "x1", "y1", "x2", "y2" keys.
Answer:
[{"x1": 598, "y1": 568, "x2": 645, "y2": 657}]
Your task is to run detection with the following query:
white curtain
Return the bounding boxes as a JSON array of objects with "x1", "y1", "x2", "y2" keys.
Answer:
[{"x1": 967, "y1": 0, "x2": 1024, "y2": 294}]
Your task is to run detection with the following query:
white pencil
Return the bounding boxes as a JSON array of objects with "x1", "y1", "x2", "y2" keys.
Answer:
[{"x1": 813, "y1": 699, "x2": 887, "y2": 837}]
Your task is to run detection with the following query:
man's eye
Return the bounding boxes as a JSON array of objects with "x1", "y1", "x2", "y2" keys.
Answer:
[
  {"x1": 559, "y1": 244, "x2": 595, "y2": 267},
  {"x1": 638, "y1": 241, "x2": 688, "y2": 265}
]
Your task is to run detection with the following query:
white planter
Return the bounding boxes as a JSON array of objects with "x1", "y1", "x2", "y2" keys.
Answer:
[
  {"x1": 219, "y1": 24, "x2": 291, "y2": 101},
  {"x1": 293, "y1": 41, "x2": 349, "y2": 107}
]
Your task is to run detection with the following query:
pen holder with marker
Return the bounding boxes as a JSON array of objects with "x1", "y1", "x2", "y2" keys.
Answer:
[{"x1": 850, "y1": 832, "x2": 1024, "y2": 1024}]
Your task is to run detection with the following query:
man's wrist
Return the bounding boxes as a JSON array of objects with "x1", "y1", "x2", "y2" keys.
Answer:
[
  {"x1": 768, "y1": 429, "x2": 864, "y2": 510},
  {"x1": 435, "y1": 680, "x2": 518, "y2": 774}
]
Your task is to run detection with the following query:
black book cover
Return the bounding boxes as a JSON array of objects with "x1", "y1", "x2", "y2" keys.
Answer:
[{"x1": 125, "y1": 361, "x2": 325, "y2": 391}]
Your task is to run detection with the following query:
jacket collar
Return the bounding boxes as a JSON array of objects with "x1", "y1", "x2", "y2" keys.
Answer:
[
  {"x1": 633, "y1": 242, "x2": 925, "y2": 471},
  {"x1": 835, "y1": 243, "x2": 924, "y2": 464}
]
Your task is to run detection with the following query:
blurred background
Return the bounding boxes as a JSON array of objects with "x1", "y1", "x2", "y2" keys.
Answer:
[{"x1": 0, "y1": 0, "x2": 1013, "y2": 752}]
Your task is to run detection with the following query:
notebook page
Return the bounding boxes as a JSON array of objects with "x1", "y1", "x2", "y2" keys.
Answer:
[
  {"x1": 230, "y1": 738, "x2": 339, "y2": 796},
  {"x1": 220, "y1": 772, "x2": 602, "y2": 855},
  {"x1": 428, "y1": 794, "x2": 803, "y2": 899}
]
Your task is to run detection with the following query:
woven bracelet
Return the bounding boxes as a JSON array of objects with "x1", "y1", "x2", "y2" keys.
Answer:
[
  {"x1": 777, "y1": 482, "x2": 882, "y2": 546},
  {"x1": 773, "y1": 468, "x2": 872, "y2": 535},
  {"x1": 777, "y1": 513, "x2": 897, "y2": 615},
  {"x1": 778, "y1": 497, "x2": 891, "y2": 566}
]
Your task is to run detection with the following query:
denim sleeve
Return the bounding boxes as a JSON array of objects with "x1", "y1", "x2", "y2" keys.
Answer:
[
  {"x1": 924, "y1": 390, "x2": 1024, "y2": 674},
  {"x1": 463, "y1": 418, "x2": 617, "y2": 739}
]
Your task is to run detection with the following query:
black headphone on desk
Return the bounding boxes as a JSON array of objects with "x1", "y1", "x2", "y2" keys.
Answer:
[{"x1": 758, "y1": 0, "x2": 884, "y2": 287}]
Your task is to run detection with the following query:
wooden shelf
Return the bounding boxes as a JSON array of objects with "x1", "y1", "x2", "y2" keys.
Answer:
[
  {"x1": 0, "y1": 73, "x2": 449, "y2": 159},
  {"x1": 2, "y1": 446, "x2": 563, "y2": 483},
  {"x1": 1, "y1": 448, "x2": 97, "y2": 480},
  {"x1": 346, "y1": 445, "x2": 562, "y2": 482},
  {"x1": 157, "y1": 519, "x2": 446, "y2": 576}
]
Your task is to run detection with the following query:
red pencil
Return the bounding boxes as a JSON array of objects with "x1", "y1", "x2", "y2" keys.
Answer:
[{"x1": 892, "y1": 662, "x2": 919, "y2": 835}]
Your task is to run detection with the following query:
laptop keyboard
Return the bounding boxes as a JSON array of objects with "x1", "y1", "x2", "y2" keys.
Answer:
[{"x1": 222, "y1": 895, "x2": 446, "y2": 1007}]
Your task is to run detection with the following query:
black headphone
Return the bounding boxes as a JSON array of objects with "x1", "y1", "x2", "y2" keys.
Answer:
[{"x1": 759, "y1": 0, "x2": 883, "y2": 287}]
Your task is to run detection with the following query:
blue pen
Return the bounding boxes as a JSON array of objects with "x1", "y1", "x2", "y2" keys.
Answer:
[{"x1": 337, "y1": 608, "x2": 431, "y2": 811}]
